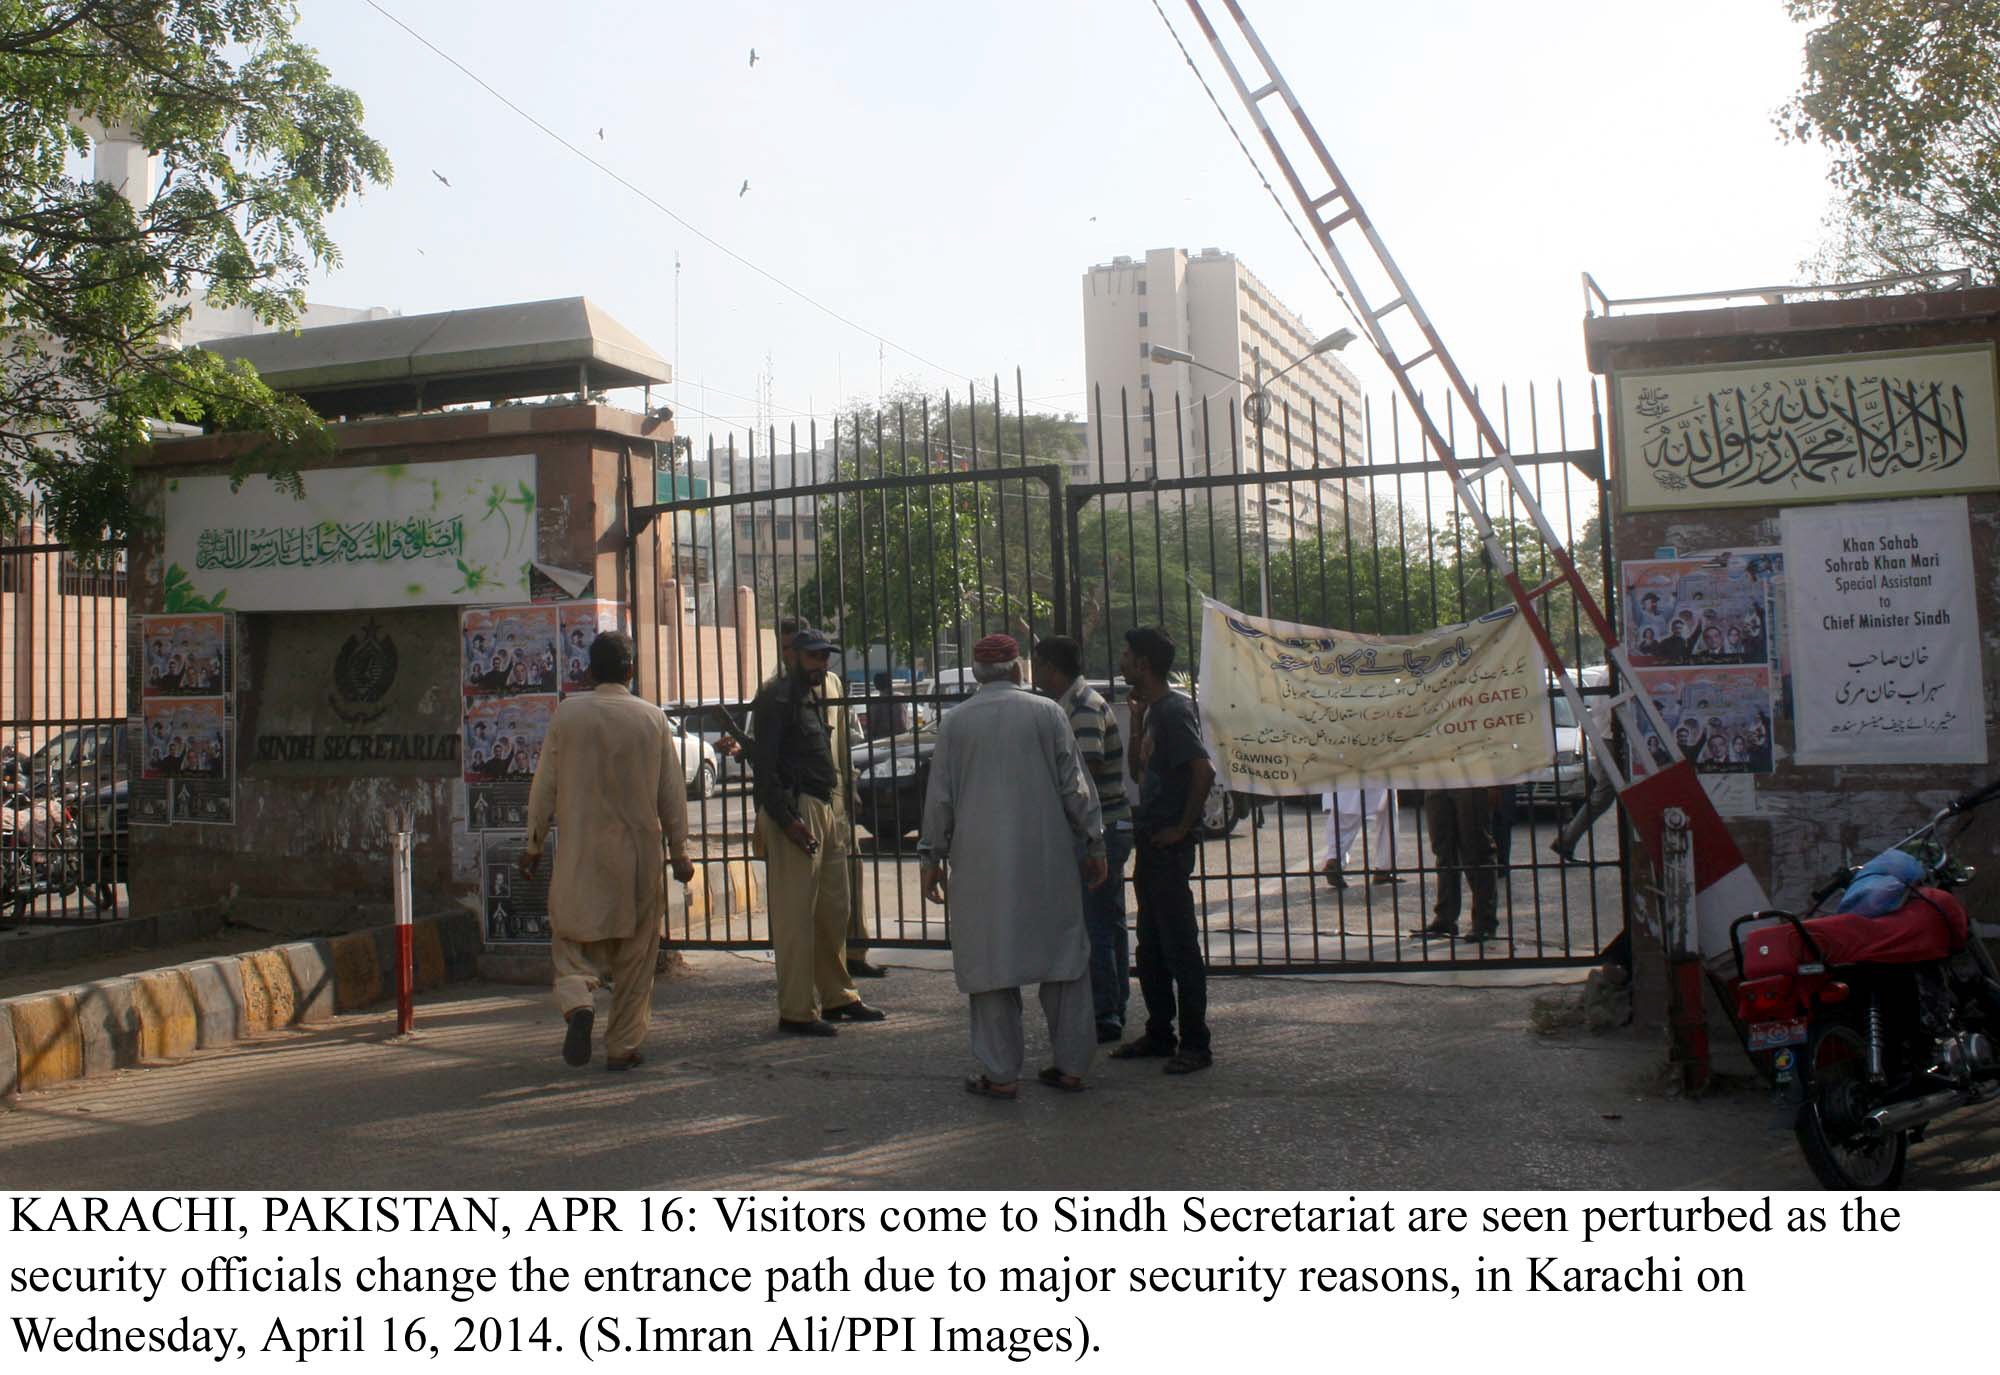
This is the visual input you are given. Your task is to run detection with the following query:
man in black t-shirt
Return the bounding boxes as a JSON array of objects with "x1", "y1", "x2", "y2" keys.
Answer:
[{"x1": 1109, "y1": 626, "x2": 1215, "y2": 1075}]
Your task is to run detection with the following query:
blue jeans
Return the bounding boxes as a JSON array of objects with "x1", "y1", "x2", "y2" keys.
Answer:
[{"x1": 1083, "y1": 829, "x2": 1133, "y2": 1029}]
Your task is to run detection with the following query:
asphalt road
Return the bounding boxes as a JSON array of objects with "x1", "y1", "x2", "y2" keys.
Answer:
[{"x1": 10, "y1": 948, "x2": 1997, "y2": 1192}]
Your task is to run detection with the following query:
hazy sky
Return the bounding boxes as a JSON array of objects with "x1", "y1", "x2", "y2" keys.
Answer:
[{"x1": 291, "y1": 1, "x2": 1836, "y2": 451}]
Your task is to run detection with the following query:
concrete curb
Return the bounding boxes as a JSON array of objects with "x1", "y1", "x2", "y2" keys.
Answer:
[
  {"x1": 0, "y1": 911, "x2": 482, "y2": 1102},
  {"x1": 73, "y1": 979, "x2": 141, "y2": 1077}
]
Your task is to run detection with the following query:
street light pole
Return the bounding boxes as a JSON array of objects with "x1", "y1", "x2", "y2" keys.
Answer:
[{"x1": 1147, "y1": 329, "x2": 1355, "y2": 620}]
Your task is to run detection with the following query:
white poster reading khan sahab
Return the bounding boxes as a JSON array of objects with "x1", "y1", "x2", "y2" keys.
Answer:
[
  {"x1": 161, "y1": 455, "x2": 538, "y2": 611},
  {"x1": 1780, "y1": 495, "x2": 1986, "y2": 766},
  {"x1": 1195, "y1": 597, "x2": 1552, "y2": 795}
]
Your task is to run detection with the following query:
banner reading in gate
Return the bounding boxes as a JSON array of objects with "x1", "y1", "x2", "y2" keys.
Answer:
[{"x1": 1195, "y1": 597, "x2": 1553, "y2": 795}]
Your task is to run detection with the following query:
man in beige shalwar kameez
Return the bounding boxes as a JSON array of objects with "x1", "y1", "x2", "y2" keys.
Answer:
[{"x1": 522, "y1": 631, "x2": 694, "y2": 1070}]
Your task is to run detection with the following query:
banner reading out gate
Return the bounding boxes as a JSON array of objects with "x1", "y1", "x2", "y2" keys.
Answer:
[{"x1": 1196, "y1": 597, "x2": 1553, "y2": 795}]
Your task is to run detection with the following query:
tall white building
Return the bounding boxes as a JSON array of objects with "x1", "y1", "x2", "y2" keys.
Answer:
[{"x1": 1082, "y1": 246, "x2": 1367, "y2": 537}]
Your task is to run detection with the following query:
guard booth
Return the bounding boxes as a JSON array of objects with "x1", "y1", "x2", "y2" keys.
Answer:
[
  {"x1": 1584, "y1": 278, "x2": 2000, "y2": 1027},
  {"x1": 127, "y1": 297, "x2": 750, "y2": 942}
]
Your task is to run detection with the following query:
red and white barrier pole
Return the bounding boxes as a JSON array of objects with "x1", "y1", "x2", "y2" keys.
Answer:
[
  {"x1": 1660, "y1": 807, "x2": 1710, "y2": 1093},
  {"x1": 392, "y1": 818, "x2": 414, "y2": 1036}
]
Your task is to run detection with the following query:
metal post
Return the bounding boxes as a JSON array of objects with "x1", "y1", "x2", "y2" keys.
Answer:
[
  {"x1": 392, "y1": 816, "x2": 414, "y2": 1037},
  {"x1": 1660, "y1": 807, "x2": 1709, "y2": 1092},
  {"x1": 1251, "y1": 346, "x2": 1269, "y2": 617}
]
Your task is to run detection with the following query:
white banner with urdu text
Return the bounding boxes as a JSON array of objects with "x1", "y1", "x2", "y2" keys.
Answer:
[{"x1": 1195, "y1": 598, "x2": 1553, "y2": 795}]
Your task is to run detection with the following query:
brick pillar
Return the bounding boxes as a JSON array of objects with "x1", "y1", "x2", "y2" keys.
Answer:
[{"x1": 659, "y1": 577, "x2": 680, "y2": 703}]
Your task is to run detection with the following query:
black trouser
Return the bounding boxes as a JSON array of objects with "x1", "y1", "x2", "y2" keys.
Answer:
[
  {"x1": 1132, "y1": 834, "x2": 1209, "y2": 1053},
  {"x1": 1423, "y1": 788, "x2": 1497, "y2": 935}
]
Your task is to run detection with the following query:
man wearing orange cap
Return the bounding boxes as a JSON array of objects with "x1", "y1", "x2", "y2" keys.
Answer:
[{"x1": 920, "y1": 633, "x2": 1107, "y2": 1099}]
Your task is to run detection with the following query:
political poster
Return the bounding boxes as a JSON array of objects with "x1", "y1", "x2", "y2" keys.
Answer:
[
  {"x1": 131, "y1": 613, "x2": 237, "y2": 825},
  {"x1": 1780, "y1": 495, "x2": 1986, "y2": 765},
  {"x1": 481, "y1": 830, "x2": 552, "y2": 944},
  {"x1": 1195, "y1": 597, "x2": 1552, "y2": 795},
  {"x1": 1621, "y1": 553, "x2": 1778, "y2": 669},
  {"x1": 558, "y1": 601, "x2": 624, "y2": 696},
  {"x1": 463, "y1": 694, "x2": 555, "y2": 832},
  {"x1": 460, "y1": 605, "x2": 560, "y2": 699}
]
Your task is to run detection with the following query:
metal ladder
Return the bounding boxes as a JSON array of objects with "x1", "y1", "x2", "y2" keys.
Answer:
[{"x1": 1179, "y1": 0, "x2": 1751, "y2": 918}]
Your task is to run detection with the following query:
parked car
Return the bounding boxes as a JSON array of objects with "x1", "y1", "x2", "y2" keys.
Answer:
[
  {"x1": 663, "y1": 714, "x2": 722, "y2": 800},
  {"x1": 676, "y1": 702, "x2": 753, "y2": 782},
  {"x1": 851, "y1": 722, "x2": 945, "y2": 844},
  {"x1": 1518, "y1": 668, "x2": 1606, "y2": 809},
  {"x1": 25, "y1": 721, "x2": 129, "y2": 799}
]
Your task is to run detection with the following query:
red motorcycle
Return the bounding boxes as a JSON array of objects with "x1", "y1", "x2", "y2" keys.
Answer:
[{"x1": 1733, "y1": 778, "x2": 2000, "y2": 1189}]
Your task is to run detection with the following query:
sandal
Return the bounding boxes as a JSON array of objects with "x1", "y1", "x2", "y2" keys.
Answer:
[
  {"x1": 964, "y1": 1074, "x2": 1018, "y2": 1100},
  {"x1": 1037, "y1": 1066, "x2": 1087, "y2": 1093}
]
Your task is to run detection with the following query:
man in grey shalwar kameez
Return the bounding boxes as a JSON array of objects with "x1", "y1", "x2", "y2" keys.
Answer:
[{"x1": 919, "y1": 634, "x2": 1108, "y2": 1100}]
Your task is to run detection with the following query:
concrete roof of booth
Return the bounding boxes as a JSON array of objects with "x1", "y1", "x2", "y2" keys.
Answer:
[{"x1": 196, "y1": 296, "x2": 671, "y2": 417}]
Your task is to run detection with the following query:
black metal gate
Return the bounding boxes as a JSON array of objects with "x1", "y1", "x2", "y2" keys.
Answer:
[
  {"x1": 636, "y1": 373, "x2": 1625, "y2": 973},
  {"x1": 0, "y1": 503, "x2": 128, "y2": 929}
]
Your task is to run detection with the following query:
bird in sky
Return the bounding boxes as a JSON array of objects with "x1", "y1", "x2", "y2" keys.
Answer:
[
  {"x1": 431, "y1": 170, "x2": 451, "y2": 188},
  {"x1": 596, "y1": 127, "x2": 604, "y2": 140},
  {"x1": 739, "y1": 179, "x2": 750, "y2": 197},
  {"x1": 749, "y1": 47, "x2": 759, "y2": 66},
  {"x1": 1088, "y1": 215, "x2": 1097, "y2": 222}
]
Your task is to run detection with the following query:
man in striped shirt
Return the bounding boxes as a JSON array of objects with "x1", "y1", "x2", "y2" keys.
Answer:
[{"x1": 1033, "y1": 635, "x2": 1133, "y2": 1043}]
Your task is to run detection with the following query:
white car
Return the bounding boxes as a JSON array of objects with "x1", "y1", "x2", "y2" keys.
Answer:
[
  {"x1": 664, "y1": 714, "x2": 722, "y2": 800},
  {"x1": 1519, "y1": 667, "x2": 1607, "y2": 808}
]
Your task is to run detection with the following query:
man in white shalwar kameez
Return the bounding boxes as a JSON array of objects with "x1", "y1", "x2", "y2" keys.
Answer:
[
  {"x1": 1318, "y1": 786, "x2": 1398, "y2": 887},
  {"x1": 919, "y1": 634, "x2": 1107, "y2": 1100}
]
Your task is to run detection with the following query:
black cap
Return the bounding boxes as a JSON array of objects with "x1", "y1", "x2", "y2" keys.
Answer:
[{"x1": 791, "y1": 626, "x2": 840, "y2": 654}]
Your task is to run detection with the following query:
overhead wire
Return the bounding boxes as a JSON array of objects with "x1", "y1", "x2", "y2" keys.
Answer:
[
  {"x1": 1145, "y1": 0, "x2": 1372, "y2": 346},
  {"x1": 362, "y1": 0, "x2": 974, "y2": 386}
]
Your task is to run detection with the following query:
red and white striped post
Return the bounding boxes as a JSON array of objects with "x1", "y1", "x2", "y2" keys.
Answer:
[
  {"x1": 392, "y1": 815, "x2": 415, "y2": 1036},
  {"x1": 1660, "y1": 807, "x2": 1710, "y2": 1093}
]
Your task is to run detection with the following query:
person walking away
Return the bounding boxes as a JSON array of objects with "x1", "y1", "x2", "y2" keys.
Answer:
[
  {"x1": 751, "y1": 627, "x2": 886, "y2": 1035},
  {"x1": 920, "y1": 635, "x2": 1106, "y2": 1099},
  {"x1": 1415, "y1": 785, "x2": 1498, "y2": 942},
  {"x1": 1112, "y1": 626, "x2": 1215, "y2": 1075},
  {"x1": 521, "y1": 631, "x2": 694, "y2": 1071},
  {"x1": 1031, "y1": 635, "x2": 1132, "y2": 1044},
  {"x1": 1317, "y1": 786, "x2": 1398, "y2": 888}
]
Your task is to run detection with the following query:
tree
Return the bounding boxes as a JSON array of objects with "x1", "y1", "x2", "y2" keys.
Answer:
[
  {"x1": 786, "y1": 385, "x2": 1075, "y2": 668},
  {"x1": 1, "y1": 0, "x2": 391, "y2": 544},
  {"x1": 1780, "y1": 0, "x2": 2000, "y2": 281}
]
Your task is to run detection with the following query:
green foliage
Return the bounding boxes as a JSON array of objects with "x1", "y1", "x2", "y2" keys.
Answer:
[
  {"x1": 0, "y1": 0, "x2": 391, "y2": 545},
  {"x1": 160, "y1": 560, "x2": 224, "y2": 611},
  {"x1": 1780, "y1": 0, "x2": 2000, "y2": 280},
  {"x1": 785, "y1": 385, "x2": 1078, "y2": 665}
]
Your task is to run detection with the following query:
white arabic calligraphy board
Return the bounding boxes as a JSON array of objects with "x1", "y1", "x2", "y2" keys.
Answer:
[
  {"x1": 1613, "y1": 345, "x2": 2000, "y2": 513},
  {"x1": 161, "y1": 455, "x2": 538, "y2": 611},
  {"x1": 1780, "y1": 495, "x2": 1986, "y2": 766}
]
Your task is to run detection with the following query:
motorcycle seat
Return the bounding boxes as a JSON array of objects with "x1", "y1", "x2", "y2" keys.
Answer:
[{"x1": 1741, "y1": 887, "x2": 1968, "y2": 979}]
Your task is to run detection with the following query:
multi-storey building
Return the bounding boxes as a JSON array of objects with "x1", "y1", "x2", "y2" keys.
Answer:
[{"x1": 1082, "y1": 246, "x2": 1368, "y2": 538}]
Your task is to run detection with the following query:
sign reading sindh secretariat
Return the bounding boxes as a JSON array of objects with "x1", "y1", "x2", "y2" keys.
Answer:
[
  {"x1": 1196, "y1": 598, "x2": 1553, "y2": 794},
  {"x1": 161, "y1": 455, "x2": 538, "y2": 611},
  {"x1": 1614, "y1": 345, "x2": 2000, "y2": 512}
]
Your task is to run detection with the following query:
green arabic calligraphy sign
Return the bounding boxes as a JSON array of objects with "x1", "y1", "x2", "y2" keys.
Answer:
[
  {"x1": 162, "y1": 455, "x2": 537, "y2": 611},
  {"x1": 196, "y1": 516, "x2": 465, "y2": 571}
]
